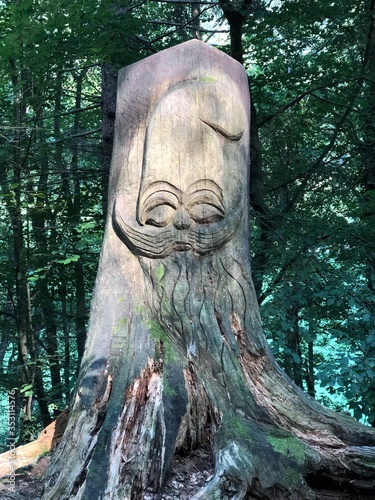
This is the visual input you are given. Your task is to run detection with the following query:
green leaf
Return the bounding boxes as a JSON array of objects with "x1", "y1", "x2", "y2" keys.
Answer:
[
  {"x1": 20, "y1": 383, "x2": 33, "y2": 393},
  {"x1": 57, "y1": 254, "x2": 80, "y2": 265},
  {"x1": 291, "y1": 352, "x2": 301, "y2": 365}
]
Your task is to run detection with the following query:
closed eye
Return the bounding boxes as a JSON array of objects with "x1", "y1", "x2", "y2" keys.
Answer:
[
  {"x1": 144, "y1": 203, "x2": 176, "y2": 227},
  {"x1": 189, "y1": 203, "x2": 224, "y2": 224},
  {"x1": 140, "y1": 189, "x2": 178, "y2": 226},
  {"x1": 200, "y1": 119, "x2": 243, "y2": 141}
]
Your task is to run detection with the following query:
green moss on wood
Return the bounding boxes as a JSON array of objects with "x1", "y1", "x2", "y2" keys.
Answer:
[
  {"x1": 113, "y1": 317, "x2": 127, "y2": 334},
  {"x1": 147, "y1": 320, "x2": 175, "y2": 363},
  {"x1": 155, "y1": 263, "x2": 165, "y2": 282},
  {"x1": 265, "y1": 435, "x2": 307, "y2": 467},
  {"x1": 219, "y1": 414, "x2": 252, "y2": 445},
  {"x1": 199, "y1": 76, "x2": 217, "y2": 83},
  {"x1": 356, "y1": 457, "x2": 375, "y2": 467},
  {"x1": 281, "y1": 466, "x2": 303, "y2": 488},
  {"x1": 162, "y1": 367, "x2": 177, "y2": 397},
  {"x1": 146, "y1": 320, "x2": 178, "y2": 395}
]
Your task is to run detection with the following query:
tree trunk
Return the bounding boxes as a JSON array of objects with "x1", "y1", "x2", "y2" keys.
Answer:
[
  {"x1": 192, "y1": 2, "x2": 201, "y2": 40},
  {"x1": 3, "y1": 58, "x2": 35, "y2": 422},
  {"x1": 101, "y1": 64, "x2": 118, "y2": 221},
  {"x1": 32, "y1": 108, "x2": 64, "y2": 412},
  {"x1": 218, "y1": 0, "x2": 275, "y2": 301},
  {"x1": 71, "y1": 70, "x2": 89, "y2": 365},
  {"x1": 43, "y1": 40, "x2": 375, "y2": 500}
]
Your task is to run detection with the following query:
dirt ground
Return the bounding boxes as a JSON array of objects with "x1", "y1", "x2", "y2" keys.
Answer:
[
  {"x1": 0, "y1": 446, "x2": 215, "y2": 500},
  {"x1": 0, "y1": 448, "x2": 361, "y2": 500}
]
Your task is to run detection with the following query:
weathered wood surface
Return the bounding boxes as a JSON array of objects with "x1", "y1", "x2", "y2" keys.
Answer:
[
  {"x1": 42, "y1": 40, "x2": 375, "y2": 499},
  {"x1": 0, "y1": 409, "x2": 69, "y2": 477}
]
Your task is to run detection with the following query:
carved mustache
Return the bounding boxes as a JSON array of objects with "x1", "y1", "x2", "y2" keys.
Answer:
[{"x1": 112, "y1": 187, "x2": 243, "y2": 259}]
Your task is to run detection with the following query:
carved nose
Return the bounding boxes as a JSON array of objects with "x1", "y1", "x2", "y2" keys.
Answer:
[{"x1": 173, "y1": 207, "x2": 191, "y2": 230}]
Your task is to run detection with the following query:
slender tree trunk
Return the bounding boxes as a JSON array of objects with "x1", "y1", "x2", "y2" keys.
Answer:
[
  {"x1": 6, "y1": 58, "x2": 35, "y2": 421},
  {"x1": 101, "y1": 64, "x2": 117, "y2": 222},
  {"x1": 32, "y1": 108, "x2": 64, "y2": 410},
  {"x1": 218, "y1": 1, "x2": 275, "y2": 301},
  {"x1": 192, "y1": 2, "x2": 201, "y2": 39},
  {"x1": 306, "y1": 340, "x2": 315, "y2": 397},
  {"x1": 31, "y1": 343, "x2": 52, "y2": 428},
  {"x1": 61, "y1": 283, "x2": 71, "y2": 403},
  {"x1": 71, "y1": 70, "x2": 89, "y2": 365},
  {"x1": 283, "y1": 299, "x2": 303, "y2": 389}
]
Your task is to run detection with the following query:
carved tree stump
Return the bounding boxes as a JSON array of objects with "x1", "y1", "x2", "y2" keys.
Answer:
[{"x1": 43, "y1": 40, "x2": 375, "y2": 500}]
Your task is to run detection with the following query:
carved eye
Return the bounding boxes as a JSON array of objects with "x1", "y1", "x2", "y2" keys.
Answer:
[
  {"x1": 140, "y1": 189, "x2": 178, "y2": 226},
  {"x1": 144, "y1": 204, "x2": 176, "y2": 227},
  {"x1": 189, "y1": 203, "x2": 224, "y2": 224},
  {"x1": 185, "y1": 187, "x2": 225, "y2": 225}
]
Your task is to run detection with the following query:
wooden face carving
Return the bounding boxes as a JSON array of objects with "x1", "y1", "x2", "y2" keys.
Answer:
[{"x1": 113, "y1": 79, "x2": 248, "y2": 258}]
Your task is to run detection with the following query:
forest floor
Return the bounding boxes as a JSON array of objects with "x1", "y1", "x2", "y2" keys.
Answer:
[
  {"x1": 0, "y1": 447, "x2": 368, "y2": 500},
  {"x1": 0, "y1": 445, "x2": 215, "y2": 500}
]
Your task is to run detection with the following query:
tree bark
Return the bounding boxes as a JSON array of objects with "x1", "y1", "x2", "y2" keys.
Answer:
[
  {"x1": 101, "y1": 64, "x2": 118, "y2": 221},
  {"x1": 71, "y1": 70, "x2": 89, "y2": 365},
  {"x1": 32, "y1": 107, "x2": 63, "y2": 412},
  {"x1": 43, "y1": 40, "x2": 375, "y2": 500},
  {"x1": 218, "y1": 0, "x2": 274, "y2": 300},
  {"x1": 2, "y1": 58, "x2": 35, "y2": 422}
]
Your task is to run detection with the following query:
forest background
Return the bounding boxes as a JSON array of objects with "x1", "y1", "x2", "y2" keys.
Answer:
[{"x1": 0, "y1": 0, "x2": 374, "y2": 451}]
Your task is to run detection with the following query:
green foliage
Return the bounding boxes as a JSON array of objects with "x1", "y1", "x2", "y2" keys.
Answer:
[
  {"x1": 241, "y1": 0, "x2": 375, "y2": 424},
  {"x1": 18, "y1": 415, "x2": 39, "y2": 444},
  {"x1": 20, "y1": 383, "x2": 33, "y2": 398}
]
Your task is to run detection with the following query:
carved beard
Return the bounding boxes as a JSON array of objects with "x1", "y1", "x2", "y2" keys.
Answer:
[{"x1": 139, "y1": 247, "x2": 253, "y2": 361}]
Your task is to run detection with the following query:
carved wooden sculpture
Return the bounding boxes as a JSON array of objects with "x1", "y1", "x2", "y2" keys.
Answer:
[{"x1": 43, "y1": 40, "x2": 375, "y2": 499}]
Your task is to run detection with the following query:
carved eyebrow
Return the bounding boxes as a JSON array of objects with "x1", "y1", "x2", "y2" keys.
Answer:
[
  {"x1": 186, "y1": 179, "x2": 223, "y2": 200},
  {"x1": 142, "y1": 189, "x2": 179, "y2": 207},
  {"x1": 140, "y1": 181, "x2": 181, "y2": 201},
  {"x1": 139, "y1": 190, "x2": 179, "y2": 226},
  {"x1": 186, "y1": 189, "x2": 225, "y2": 212},
  {"x1": 138, "y1": 181, "x2": 181, "y2": 224},
  {"x1": 200, "y1": 118, "x2": 244, "y2": 141}
]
